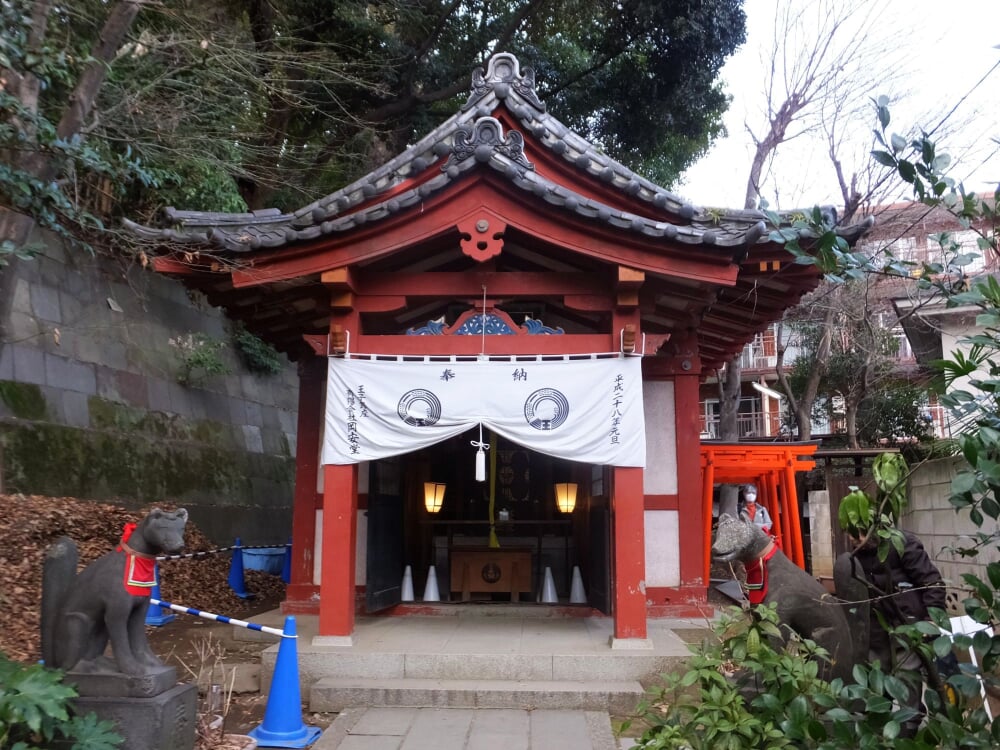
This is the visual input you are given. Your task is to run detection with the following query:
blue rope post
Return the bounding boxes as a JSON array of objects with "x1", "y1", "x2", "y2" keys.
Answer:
[
  {"x1": 281, "y1": 537, "x2": 292, "y2": 584},
  {"x1": 227, "y1": 537, "x2": 254, "y2": 599},
  {"x1": 145, "y1": 564, "x2": 174, "y2": 626}
]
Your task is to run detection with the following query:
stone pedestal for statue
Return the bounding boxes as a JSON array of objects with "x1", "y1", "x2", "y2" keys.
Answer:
[
  {"x1": 66, "y1": 665, "x2": 197, "y2": 750},
  {"x1": 40, "y1": 509, "x2": 197, "y2": 750}
]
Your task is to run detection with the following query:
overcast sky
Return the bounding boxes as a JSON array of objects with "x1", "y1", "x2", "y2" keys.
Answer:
[{"x1": 677, "y1": 0, "x2": 1000, "y2": 211}]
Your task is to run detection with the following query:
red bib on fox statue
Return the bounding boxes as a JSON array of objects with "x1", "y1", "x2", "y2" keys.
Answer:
[
  {"x1": 743, "y1": 542, "x2": 779, "y2": 605},
  {"x1": 117, "y1": 522, "x2": 157, "y2": 596}
]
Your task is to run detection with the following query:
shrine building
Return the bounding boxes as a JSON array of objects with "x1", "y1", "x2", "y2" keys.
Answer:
[{"x1": 128, "y1": 53, "x2": 871, "y2": 646}]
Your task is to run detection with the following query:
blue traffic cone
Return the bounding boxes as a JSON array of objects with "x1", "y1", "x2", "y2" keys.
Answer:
[
  {"x1": 145, "y1": 564, "x2": 175, "y2": 626},
  {"x1": 281, "y1": 537, "x2": 291, "y2": 584},
  {"x1": 228, "y1": 537, "x2": 254, "y2": 599},
  {"x1": 249, "y1": 616, "x2": 321, "y2": 748}
]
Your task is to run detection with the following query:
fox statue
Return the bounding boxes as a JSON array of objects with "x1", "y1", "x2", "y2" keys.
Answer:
[
  {"x1": 712, "y1": 513, "x2": 855, "y2": 681},
  {"x1": 41, "y1": 507, "x2": 188, "y2": 676}
]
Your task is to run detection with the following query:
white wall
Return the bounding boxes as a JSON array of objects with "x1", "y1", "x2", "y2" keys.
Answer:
[
  {"x1": 644, "y1": 510, "x2": 680, "y2": 587},
  {"x1": 642, "y1": 380, "x2": 680, "y2": 587},
  {"x1": 642, "y1": 380, "x2": 677, "y2": 494}
]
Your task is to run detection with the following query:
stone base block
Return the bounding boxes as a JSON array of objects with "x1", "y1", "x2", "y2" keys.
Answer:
[
  {"x1": 66, "y1": 664, "x2": 178, "y2": 698},
  {"x1": 71, "y1": 681, "x2": 197, "y2": 750}
]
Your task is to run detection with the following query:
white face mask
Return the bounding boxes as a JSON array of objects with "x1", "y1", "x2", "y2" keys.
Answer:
[{"x1": 745, "y1": 493, "x2": 757, "y2": 504}]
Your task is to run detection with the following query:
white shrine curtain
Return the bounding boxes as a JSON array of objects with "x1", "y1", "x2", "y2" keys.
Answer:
[{"x1": 321, "y1": 354, "x2": 645, "y2": 467}]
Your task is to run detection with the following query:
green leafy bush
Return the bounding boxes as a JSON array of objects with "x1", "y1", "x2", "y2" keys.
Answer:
[
  {"x1": 233, "y1": 326, "x2": 285, "y2": 376},
  {"x1": 624, "y1": 605, "x2": 997, "y2": 749},
  {"x1": 740, "y1": 100, "x2": 1000, "y2": 748},
  {"x1": 0, "y1": 652, "x2": 122, "y2": 749},
  {"x1": 169, "y1": 333, "x2": 230, "y2": 387}
]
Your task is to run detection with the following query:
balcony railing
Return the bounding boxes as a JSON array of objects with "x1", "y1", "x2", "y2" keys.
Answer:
[
  {"x1": 701, "y1": 410, "x2": 783, "y2": 439},
  {"x1": 738, "y1": 349, "x2": 778, "y2": 370}
]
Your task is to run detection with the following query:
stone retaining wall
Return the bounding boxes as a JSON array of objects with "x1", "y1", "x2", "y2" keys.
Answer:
[
  {"x1": 904, "y1": 455, "x2": 997, "y2": 607},
  {"x1": 0, "y1": 229, "x2": 298, "y2": 544}
]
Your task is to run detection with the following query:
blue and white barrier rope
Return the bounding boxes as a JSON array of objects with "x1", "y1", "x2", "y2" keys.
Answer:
[
  {"x1": 157, "y1": 542, "x2": 291, "y2": 562},
  {"x1": 149, "y1": 598, "x2": 291, "y2": 639}
]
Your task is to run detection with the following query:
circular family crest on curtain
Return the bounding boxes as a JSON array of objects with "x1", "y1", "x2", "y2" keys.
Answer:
[
  {"x1": 397, "y1": 389, "x2": 442, "y2": 426},
  {"x1": 524, "y1": 388, "x2": 569, "y2": 430}
]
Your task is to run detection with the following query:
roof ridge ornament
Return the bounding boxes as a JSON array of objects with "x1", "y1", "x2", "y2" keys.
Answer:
[
  {"x1": 444, "y1": 117, "x2": 534, "y2": 174},
  {"x1": 463, "y1": 52, "x2": 545, "y2": 112}
]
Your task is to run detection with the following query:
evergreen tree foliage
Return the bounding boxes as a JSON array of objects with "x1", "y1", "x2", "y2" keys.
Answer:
[{"x1": 1, "y1": 0, "x2": 748, "y2": 260}]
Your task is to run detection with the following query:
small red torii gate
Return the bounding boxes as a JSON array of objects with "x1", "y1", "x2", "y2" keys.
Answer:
[{"x1": 700, "y1": 441, "x2": 819, "y2": 581}]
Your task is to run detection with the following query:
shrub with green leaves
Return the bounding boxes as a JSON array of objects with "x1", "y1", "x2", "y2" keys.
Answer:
[
  {"x1": 838, "y1": 452, "x2": 909, "y2": 559},
  {"x1": 0, "y1": 652, "x2": 122, "y2": 749},
  {"x1": 169, "y1": 332, "x2": 230, "y2": 387},
  {"x1": 624, "y1": 605, "x2": 998, "y2": 749},
  {"x1": 233, "y1": 326, "x2": 285, "y2": 376},
  {"x1": 744, "y1": 98, "x2": 1000, "y2": 748}
]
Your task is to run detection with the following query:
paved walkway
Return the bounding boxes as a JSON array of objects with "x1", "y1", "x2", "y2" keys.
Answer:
[{"x1": 312, "y1": 706, "x2": 631, "y2": 749}]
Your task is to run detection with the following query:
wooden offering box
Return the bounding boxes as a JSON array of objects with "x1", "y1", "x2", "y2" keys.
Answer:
[{"x1": 450, "y1": 546, "x2": 532, "y2": 601}]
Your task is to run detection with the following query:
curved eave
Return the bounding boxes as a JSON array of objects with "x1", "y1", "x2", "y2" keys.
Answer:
[{"x1": 125, "y1": 127, "x2": 765, "y2": 256}]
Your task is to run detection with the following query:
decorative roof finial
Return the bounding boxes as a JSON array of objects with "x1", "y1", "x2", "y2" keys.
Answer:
[
  {"x1": 463, "y1": 53, "x2": 545, "y2": 112},
  {"x1": 443, "y1": 118, "x2": 534, "y2": 174}
]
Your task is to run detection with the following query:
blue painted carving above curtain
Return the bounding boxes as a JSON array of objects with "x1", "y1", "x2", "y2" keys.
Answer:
[{"x1": 406, "y1": 307, "x2": 563, "y2": 336}]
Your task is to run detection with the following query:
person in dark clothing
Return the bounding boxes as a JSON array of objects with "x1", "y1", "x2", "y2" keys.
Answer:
[{"x1": 849, "y1": 529, "x2": 947, "y2": 736}]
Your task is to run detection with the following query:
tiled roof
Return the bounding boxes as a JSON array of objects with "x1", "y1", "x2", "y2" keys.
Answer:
[{"x1": 126, "y1": 53, "x2": 858, "y2": 254}]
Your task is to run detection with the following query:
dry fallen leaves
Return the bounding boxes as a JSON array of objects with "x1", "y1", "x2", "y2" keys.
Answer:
[{"x1": 0, "y1": 493, "x2": 286, "y2": 663}]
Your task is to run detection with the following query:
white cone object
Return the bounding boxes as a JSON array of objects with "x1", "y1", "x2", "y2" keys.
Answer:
[
  {"x1": 569, "y1": 565, "x2": 587, "y2": 604},
  {"x1": 401, "y1": 564, "x2": 414, "y2": 602},
  {"x1": 422, "y1": 564, "x2": 440, "y2": 602},
  {"x1": 541, "y1": 566, "x2": 558, "y2": 604}
]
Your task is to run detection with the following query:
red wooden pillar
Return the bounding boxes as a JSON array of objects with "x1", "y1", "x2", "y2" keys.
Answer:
[
  {"x1": 701, "y1": 457, "x2": 715, "y2": 585},
  {"x1": 610, "y1": 296, "x2": 647, "y2": 640},
  {"x1": 315, "y1": 304, "x2": 361, "y2": 640},
  {"x1": 784, "y1": 461, "x2": 806, "y2": 567},
  {"x1": 760, "y1": 471, "x2": 780, "y2": 547},
  {"x1": 283, "y1": 355, "x2": 326, "y2": 613},
  {"x1": 612, "y1": 466, "x2": 646, "y2": 640},
  {"x1": 318, "y1": 463, "x2": 359, "y2": 638}
]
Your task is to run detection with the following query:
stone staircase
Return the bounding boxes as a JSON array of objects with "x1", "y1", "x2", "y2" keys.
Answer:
[{"x1": 242, "y1": 608, "x2": 706, "y2": 715}]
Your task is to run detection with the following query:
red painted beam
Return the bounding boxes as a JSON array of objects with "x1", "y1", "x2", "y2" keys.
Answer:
[
  {"x1": 350, "y1": 270, "x2": 608, "y2": 298},
  {"x1": 352, "y1": 333, "x2": 612, "y2": 355},
  {"x1": 227, "y1": 178, "x2": 739, "y2": 289}
]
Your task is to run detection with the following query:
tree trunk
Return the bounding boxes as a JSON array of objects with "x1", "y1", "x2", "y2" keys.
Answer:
[
  {"x1": 717, "y1": 356, "x2": 742, "y2": 518},
  {"x1": 16, "y1": 0, "x2": 142, "y2": 181},
  {"x1": 845, "y1": 397, "x2": 860, "y2": 449},
  {"x1": 56, "y1": 1, "x2": 142, "y2": 142},
  {"x1": 795, "y1": 306, "x2": 835, "y2": 439},
  {"x1": 719, "y1": 357, "x2": 742, "y2": 442}
]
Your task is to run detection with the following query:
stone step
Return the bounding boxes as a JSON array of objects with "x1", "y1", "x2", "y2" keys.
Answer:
[
  {"x1": 309, "y1": 676, "x2": 645, "y2": 715},
  {"x1": 262, "y1": 649, "x2": 688, "y2": 692},
  {"x1": 230, "y1": 604, "x2": 598, "y2": 643}
]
